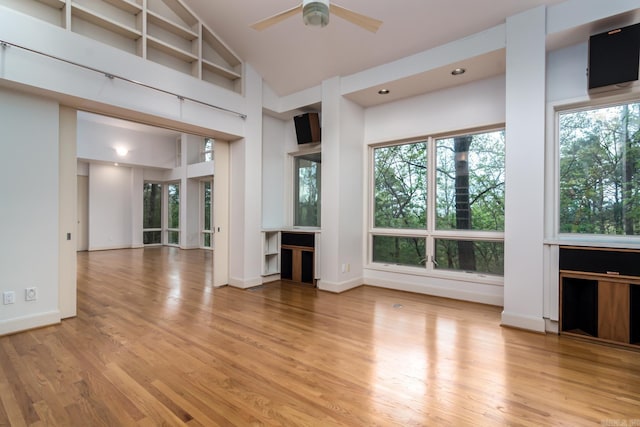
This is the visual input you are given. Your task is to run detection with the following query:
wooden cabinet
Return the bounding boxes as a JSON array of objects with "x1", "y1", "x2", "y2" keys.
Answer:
[
  {"x1": 281, "y1": 232, "x2": 315, "y2": 286},
  {"x1": 559, "y1": 246, "x2": 640, "y2": 349},
  {"x1": 1, "y1": 0, "x2": 243, "y2": 93}
]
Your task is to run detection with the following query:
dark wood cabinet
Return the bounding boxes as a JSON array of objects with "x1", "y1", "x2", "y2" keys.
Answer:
[
  {"x1": 560, "y1": 246, "x2": 640, "y2": 349},
  {"x1": 281, "y1": 232, "x2": 315, "y2": 285}
]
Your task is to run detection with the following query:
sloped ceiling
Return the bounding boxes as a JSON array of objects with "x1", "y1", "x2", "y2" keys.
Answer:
[{"x1": 183, "y1": 0, "x2": 567, "y2": 106}]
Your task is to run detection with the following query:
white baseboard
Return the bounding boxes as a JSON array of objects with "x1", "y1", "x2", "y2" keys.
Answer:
[
  {"x1": 229, "y1": 276, "x2": 263, "y2": 289},
  {"x1": 501, "y1": 311, "x2": 546, "y2": 333},
  {"x1": 317, "y1": 277, "x2": 363, "y2": 293},
  {"x1": 364, "y1": 277, "x2": 503, "y2": 306},
  {"x1": 262, "y1": 274, "x2": 281, "y2": 283},
  {"x1": 89, "y1": 244, "x2": 133, "y2": 251},
  {"x1": 545, "y1": 318, "x2": 559, "y2": 333},
  {"x1": 0, "y1": 310, "x2": 61, "y2": 336}
]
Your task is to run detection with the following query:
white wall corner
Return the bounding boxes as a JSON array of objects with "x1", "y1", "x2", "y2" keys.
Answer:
[
  {"x1": 501, "y1": 311, "x2": 546, "y2": 333},
  {"x1": 317, "y1": 277, "x2": 363, "y2": 293}
]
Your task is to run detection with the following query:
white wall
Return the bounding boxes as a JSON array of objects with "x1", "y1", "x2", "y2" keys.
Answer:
[
  {"x1": 77, "y1": 117, "x2": 178, "y2": 169},
  {"x1": 0, "y1": 88, "x2": 60, "y2": 334},
  {"x1": 88, "y1": 164, "x2": 133, "y2": 250},
  {"x1": 547, "y1": 43, "x2": 589, "y2": 103},
  {"x1": 262, "y1": 115, "x2": 286, "y2": 229},
  {"x1": 365, "y1": 75, "x2": 506, "y2": 143},
  {"x1": 183, "y1": 178, "x2": 201, "y2": 249}
]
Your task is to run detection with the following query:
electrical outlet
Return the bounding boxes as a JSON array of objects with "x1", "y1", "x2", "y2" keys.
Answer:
[
  {"x1": 25, "y1": 287, "x2": 37, "y2": 301},
  {"x1": 3, "y1": 291, "x2": 15, "y2": 305}
]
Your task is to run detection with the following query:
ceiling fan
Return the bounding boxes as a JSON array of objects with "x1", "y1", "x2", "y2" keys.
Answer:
[{"x1": 250, "y1": 0, "x2": 383, "y2": 33}]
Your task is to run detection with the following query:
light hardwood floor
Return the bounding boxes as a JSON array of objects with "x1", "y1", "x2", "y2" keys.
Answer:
[{"x1": 1, "y1": 247, "x2": 639, "y2": 426}]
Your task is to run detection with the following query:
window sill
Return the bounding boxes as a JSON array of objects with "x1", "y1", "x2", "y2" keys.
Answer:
[
  {"x1": 545, "y1": 235, "x2": 640, "y2": 250},
  {"x1": 365, "y1": 262, "x2": 504, "y2": 287}
]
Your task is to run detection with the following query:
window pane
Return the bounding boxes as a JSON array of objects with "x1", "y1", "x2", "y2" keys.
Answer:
[
  {"x1": 168, "y1": 231, "x2": 179, "y2": 245},
  {"x1": 203, "y1": 181, "x2": 212, "y2": 231},
  {"x1": 203, "y1": 138, "x2": 214, "y2": 162},
  {"x1": 559, "y1": 102, "x2": 640, "y2": 235},
  {"x1": 203, "y1": 233, "x2": 211, "y2": 248},
  {"x1": 436, "y1": 130, "x2": 505, "y2": 231},
  {"x1": 434, "y1": 239, "x2": 504, "y2": 275},
  {"x1": 374, "y1": 142, "x2": 427, "y2": 229},
  {"x1": 295, "y1": 153, "x2": 321, "y2": 227},
  {"x1": 143, "y1": 182, "x2": 162, "y2": 229},
  {"x1": 143, "y1": 230, "x2": 161, "y2": 245},
  {"x1": 168, "y1": 183, "x2": 180, "y2": 229},
  {"x1": 372, "y1": 235, "x2": 425, "y2": 267}
]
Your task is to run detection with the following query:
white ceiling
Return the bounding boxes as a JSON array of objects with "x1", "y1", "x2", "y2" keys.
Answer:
[{"x1": 183, "y1": 0, "x2": 567, "y2": 106}]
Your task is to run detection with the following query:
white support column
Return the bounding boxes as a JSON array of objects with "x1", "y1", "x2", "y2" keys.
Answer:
[
  {"x1": 318, "y1": 77, "x2": 365, "y2": 292},
  {"x1": 228, "y1": 64, "x2": 263, "y2": 288},
  {"x1": 502, "y1": 6, "x2": 547, "y2": 332}
]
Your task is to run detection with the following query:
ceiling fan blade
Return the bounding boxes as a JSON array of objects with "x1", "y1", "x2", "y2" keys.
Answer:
[
  {"x1": 250, "y1": 4, "x2": 303, "y2": 31},
  {"x1": 330, "y1": 3, "x2": 382, "y2": 33}
]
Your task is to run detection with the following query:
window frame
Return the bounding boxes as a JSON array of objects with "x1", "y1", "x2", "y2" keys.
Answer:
[
  {"x1": 201, "y1": 178, "x2": 213, "y2": 249},
  {"x1": 166, "y1": 181, "x2": 180, "y2": 247},
  {"x1": 201, "y1": 137, "x2": 214, "y2": 163},
  {"x1": 143, "y1": 181, "x2": 163, "y2": 246},
  {"x1": 289, "y1": 148, "x2": 322, "y2": 229},
  {"x1": 367, "y1": 126, "x2": 505, "y2": 283},
  {"x1": 551, "y1": 93, "x2": 640, "y2": 246}
]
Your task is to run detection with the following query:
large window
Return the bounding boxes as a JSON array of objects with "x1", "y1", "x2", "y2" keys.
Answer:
[
  {"x1": 294, "y1": 152, "x2": 321, "y2": 227},
  {"x1": 167, "y1": 183, "x2": 180, "y2": 245},
  {"x1": 559, "y1": 101, "x2": 640, "y2": 236},
  {"x1": 371, "y1": 129, "x2": 505, "y2": 276},
  {"x1": 202, "y1": 179, "x2": 212, "y2": 248},
  {"x1": 143, "y1": 182, "x2": 162, "y2": 245}
]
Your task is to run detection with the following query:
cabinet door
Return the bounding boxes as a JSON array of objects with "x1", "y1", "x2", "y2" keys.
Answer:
[{"x1": 598, "y1": 281, "x2": 630, "y2": 343}]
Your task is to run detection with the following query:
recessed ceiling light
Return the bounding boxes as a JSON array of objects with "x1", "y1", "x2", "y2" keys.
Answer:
[
  {"x1": 451, "y1": 68, "x2": 466, "y2": 76},
  {"x1": 378, "y1": 88, "x2": 390, "y2": 95}
]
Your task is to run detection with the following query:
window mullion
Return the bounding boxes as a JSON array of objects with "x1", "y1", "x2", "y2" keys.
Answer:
[{"x1": 426, "y1": 136, "x2": 437, "y2": 269}]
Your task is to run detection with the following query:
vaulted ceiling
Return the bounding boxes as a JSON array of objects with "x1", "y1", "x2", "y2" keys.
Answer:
[{"x1": 183, "y1": 0, "x2": 568, "y2": 106}]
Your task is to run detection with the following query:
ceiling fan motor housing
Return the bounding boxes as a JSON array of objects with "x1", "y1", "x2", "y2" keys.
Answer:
[{"x1": 302, "y1": 0, "x2": 330, "y2": 27}]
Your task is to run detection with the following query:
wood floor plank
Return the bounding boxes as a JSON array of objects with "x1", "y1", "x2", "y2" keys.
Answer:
[{"x1": 1, "y1": 247, "x2": 640, "y2": 426}]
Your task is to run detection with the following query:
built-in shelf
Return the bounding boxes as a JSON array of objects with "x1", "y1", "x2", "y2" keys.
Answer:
[
  {"x1": 202, "y1": 25, "x2": 240, "y2": 69},
  {"x1": 37, "y1": 0, "x2": 66, "y2": 9},
  {"x1": 2, "y1": 0, "x2": 243, "y2": 93},
  {"x1": 202, "y1": 59, "x2": 240, "y2": 80},
  {"x1": 262, "y1": 231, "x2": 281, "y2": 279},
  {"x1": 72, "y1": 3, "x2": 142, "y2": 39},
  {"x1": 147, "y1": 35, "x2": 197, "y2": 62},
  {"x1": 147, "y1": 10, "x2": 197, "y2": 40},
  {"x1": 103, "y1": 0, "x2": 142, "y2": 14},
  {"x1": 148, "y1": 0, "x2": 197, "y2": 29}
]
